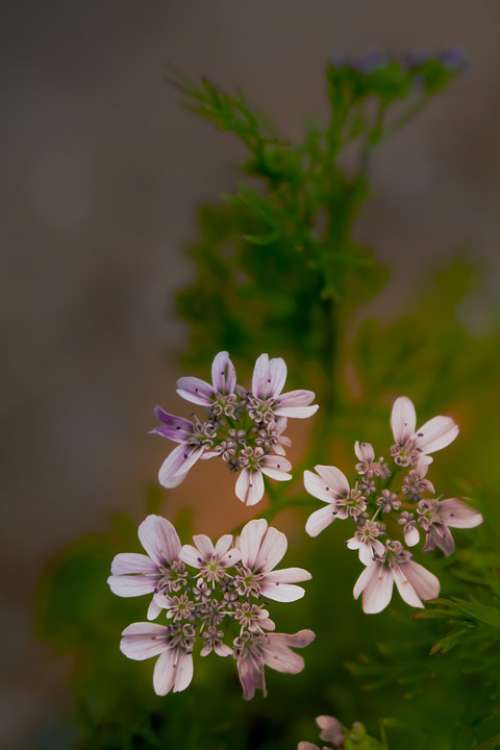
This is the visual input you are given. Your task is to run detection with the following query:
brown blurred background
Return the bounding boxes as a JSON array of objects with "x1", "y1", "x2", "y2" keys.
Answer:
[{"x1": 2, "y1": 1, "x2": 499, "y2": 747}]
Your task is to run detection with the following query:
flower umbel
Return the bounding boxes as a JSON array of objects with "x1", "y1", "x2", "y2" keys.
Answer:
[
  {"x1": 153, "y1": 351, "x2": 318, "y2": 505},
  {"x1": 109, "y1": 515, "x2": 314, "y2": 698},
  {"x1": 304, "y1": 396, "x2": 483, "y2": 614}
]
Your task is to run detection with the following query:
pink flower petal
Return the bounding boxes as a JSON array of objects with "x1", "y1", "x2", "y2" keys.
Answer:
[
  {"x1": 316, "y1": 715, "x2": 345, "y2": 746},
  {"x1": 402, "y1": 561, "x2": 440, "y2": 601},
  {"x1": 158, "y1": 445, "x2": 204, "y2": 488},
  {"x1": 238, "y1": 518, "x2": 268, "y2": 568},
  {"x1": 305, "y1": 505, "x2": 336, "y2": 537},
  {"x1": 392, "y1": 565, "x2": 424, "y2": 608},
  {"x1": 260, "y1": 582, "x2": 306, "y2": 602},
  {"x1": 274, "y1": 390, "x2": 318, "y2": 418},
  {"x1": 315, "y1": 465, "x2": 350, "y2": 496},
  {"x1": 268, "y1": 356, "x2": 288, "y2": 398},
  {"x1": 138, "y1": 515, "x2": 181, "y2": 566},
  {"x1": 404, "y1": 526, "x2": 420, "y2": 547},
  {"x1": 251, "y1": 353, "x2": 271, "y2": 398},
  {"x1": 151, "y1": 407, "x2": 193, "y2": 443},
  {"x1": 353, "y1": 564, "x2": 376, "y2": 600},
  {"x1": 237, "y1": 652, "x2": 267, "y2": 700},
  {"x1": 354, "y1": 441, "x2": 375, "y2": 462},
  {"x1": 107, "y1": 575, "x2": 156, "y2": 598},
  {"x1": 120, "y1": 622, "x2": 168, "y2": 661},
  {"x1": 255, "y1": 527, "x2": 288, "y2": 572},
  {"x1": 235, "y1": 468, "x2": 265, "y2": 506},
  {"x1": 211, "y1": 351, "x2": 236, "y2": 394},
  {"x1": 173, "y1": 651, "x2": 194, "y2": 693},
  {"x1": 153, "y1": 648, "x2": 177, "y2": 695},
  {"x1": 362, "y1": 564, "x2": 394, "y2": 614},
  {"x1": 416, "y1": 415, "x2": 459, "y2": 453},
  {"x1": 147, "y1": 598, "x2": 162, "y2": 621},
  {"x1": 265, "y1": 567, "x2": 312, "y2": 584},
  {"x1": 262, "y1": 629, "x2": 315, "y2": 673},
  {"x1": 298, "y1": 743, "x2": 320, "y2": 750},
  {"x1": 179, "y1": 544, "x2": 203, "y2": 568},
  {"x1": 111, "y1": 553, "x2": 157, "y2": 576},
  {"x1": 193, "y1": 534, "x2": 215, "y2": 558},
  {"x1": 303, "y1": 470, "x2": 334, "y2": 504},
  {"x1": 214, "y1": 534, "x2": 233, "y2": 556},
  {"x1": 438, "y1": 499, "x2": 483, "y2": 528},
  {"x1": 391, "y1": 396, "x2": 417, "y2": 443},
  {"x1": 176, "y1": 376, "x2": 214, "y2": 406}
]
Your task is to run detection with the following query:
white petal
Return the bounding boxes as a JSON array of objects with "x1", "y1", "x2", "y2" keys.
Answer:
[
  {"x1": 260, "y1": 466, "x2": 292, "y2": 482},
  {"x1": 315, "y1": 465, "x2": 350, "y2": 496},
  {"x1": 220, "y1": 548, "x2": 241, "y2": 567},
  {"x1": 235, "y1": 469, "x2": 265, "y2": 506},
  {"x1": 214, "y1": 534, "x2": 233, "y2": 556},
  {"x1": 147, "y1": 598, "x2": 163, "y2": 620},
  {"x1": 403, "y1": 561, "x2": 440, "y2": 601},
  {"x1": 362, "y1": 565, "x2": 394, "y2": 614},
  {"x1": 347, "y1": 537, "x2": 362, "y2": 550},
  {"x1": 303, "y1": 470, "x2": 333, "y2": 503},
  {"x1": 390, "y1": 396, "x2": 417, "y2": 443},
  {"x1": 107, "y1": 575, "x2": 155, "y2": 597},
  {"x1": 192, "y1": 534, "x2": 215, "y2": 558},
  {"x1": 298, "y1": 743, "x2": 320, "y2": 750},
  {"x1": 261, "y1": 455, "x2": 292, "y2": 472},
  {"x1": 251, "y1": 353, "x2": 270, "y2": 398},
  {"x1": 261, "y1": 582, "x2": 306, "y2": 602},
  {"x1": 238, "y1": 518, "x2": 268, "y2": 567},
  {"x1": 153, "y1": 648, "x2": 176, "y2": 695},
  {"x1": 358, "y1": 542, "x2": 375, "y2": 566},
  {"x1": 111, "y1": 553, "x2": 157, "y2": 576},
  {"x1": 179, "y1": 544, "x2": 203, "y2": 568},
  {"x1": 120, "y1": 622, "x2": 168, "y2": 661},
  {"x1": 416, "y1": 415, "x2": 459, "y2": 454},
  {"x1": 255, "y1": 527, "x2": 288, "y2": 572},
  {"x1": 176, "y1": 376, "x2": 213, "y2": 405},
  {"x1": 268, "y1": 357, "x2": 288, "y2": 398},
  {"x1": 354, "y1": 441, "x2": 375, "y2": 462},
  {"x1": 275, "y1": 389, "x2": 316, "y2": 407},
  {"x1": 274, "y1": 404, "x2": 319, "y2": 418},
  {"x1": 138, "y1": 515, "x2": 181, "y2": 566},
  {"x1": 392, "y1": 565, "x2": 423, "y2": 608},
  {"x1": 215, "y1": 643, "x2": 233, "y2": 657},
  {"x1": 159, "y1": 445, "x2": 204, "y2": 488},
  {"x1": 353, "y1": 564, "x2": 376, "y2": 600},
  {"x1": 264, "y1": 567, "x2": 312, "y2": 584},
  {"x1": 211, "y1": 351, "x2": 236, "y2": 394},
  {"x1": 173, "y1": 651, "x2": 194, "y2": 692},
  {"x1": 305, "y1": 505, "x2": 336, "y2": 537},
  {"x1": 404, "y1": 526, "x2": 420, "y2": 547},
  {"x1": 438, "y1": 499, "x2": 483, "y2": 528}
]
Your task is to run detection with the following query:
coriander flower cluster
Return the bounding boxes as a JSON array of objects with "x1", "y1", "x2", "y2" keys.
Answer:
[
  {"x1": 153, "y1": 351, "x2": 318, "y2": 505},
  {"x1": 304, "y1": 396, "x2": 483, "y2": 614},
  {"x1": 108, "y1": 515, "x2": 314, "y2": 698}
]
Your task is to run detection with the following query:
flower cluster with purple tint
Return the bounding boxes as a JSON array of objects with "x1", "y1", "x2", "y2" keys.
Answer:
[
  {"x1": 108, "y1": 515, "x2": 314, "y2": 699},
  {"x1": 153, "y1": 351, "x2": 318, "y2": 506},
  {"x1": 304, "y1": 396, "x2": 483, "y2": 614}
]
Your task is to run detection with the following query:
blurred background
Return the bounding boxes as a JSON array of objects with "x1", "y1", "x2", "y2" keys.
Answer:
[{"x1": 2, "y1": 2, "x2": 500, "y2": 748}]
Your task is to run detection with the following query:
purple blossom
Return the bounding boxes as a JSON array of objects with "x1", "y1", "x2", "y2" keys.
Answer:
[
  {"x1": 417, "y1": 498, "x2": 483, "y2": 556},
  {"x1": 298, "y1": 714, "x2": 345, "y2": 749}
]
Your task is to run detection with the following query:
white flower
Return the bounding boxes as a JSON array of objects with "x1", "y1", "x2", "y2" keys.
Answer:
[
  {"x1": 236, "y1": 519, "x2": 312, "y2": 602},
  {"x1": 107, "y1": 515, "x2": 185, "y2": 620},
  {"x1": 251, "y1": 353, "x2": 319, "y2": 419},
  {"x1": 119, "y1": 622, "x2": 194, "y2": 696},
  {"x1": 353, "y1": 541, "x2": 440, "y2": 614},
  {"x1": 390, "y1": 395, "x2": 459, "y2": 470},
  {"x1": 304, "y1": 466, "x2": 366, "y2": 537},
  {"x1": 180, "y1": 533, "x2": 241, "y2": 583}
]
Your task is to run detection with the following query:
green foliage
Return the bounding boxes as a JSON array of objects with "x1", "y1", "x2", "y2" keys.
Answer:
[{"x1": 34, "y1": 55, "x2": 500, "y2": 750}]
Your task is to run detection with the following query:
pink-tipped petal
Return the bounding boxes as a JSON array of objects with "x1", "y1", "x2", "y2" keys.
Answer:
[
  {"x1": 138, "y1": 515, "x2": 181, "y2": 566},
  {"x1": 354, "y1": 441, "x2": 375, "y2": 462},
  {"x1": 315, "y1": 465, "x2": 350, "y2": 496},
  {"x1": 235, "y1": 469, "x2": 265, "y2": 506},
  {"x1": 391, "y1": 396, "x2": 417, "y2": 443},
  {"x1": 111, "y1": 553, "x2": 157, "y2": 576},
  {"x1": 107, "y1": 574, "x2": 156, "y2": 598},
  {"x1": 438, "y1": 499, "x2": 483, "y2": 528},
  {"x1": 305, "y1": 505, "x2": 336, "y2": 537},
  {"x1": 153, "y1": 648, "x2": 177, "y2": 695},
  {"x1": 120, "y1": 622, "x2": 168, "y2": 661},
  {"x1": 402, "y1": 561, "x2": 440, "y2": 601},
  {"x1": 255, "y1": 527, "x2": 288, "y2": 572},
  {"x1": 392, "y1": 566, "x2": 424, "y2": 608},
  {"x1": 238, "y1": 518, "x2": 269, "y2": 568},
  {"x1": 416, "y1": 415, "x2": 459, "y2": 453},
  {"x1": 176, "y1": 376, "x2": 214, "y2": 406}
]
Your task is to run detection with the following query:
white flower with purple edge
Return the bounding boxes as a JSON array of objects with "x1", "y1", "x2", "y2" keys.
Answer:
[{"x1": 153, "y1": 351, "x2": 318, "y2": 505}]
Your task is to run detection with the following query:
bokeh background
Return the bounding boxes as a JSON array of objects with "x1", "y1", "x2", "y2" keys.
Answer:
[{"x1": 2, "y1": 2, "x2": 500, "y2": 748}]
